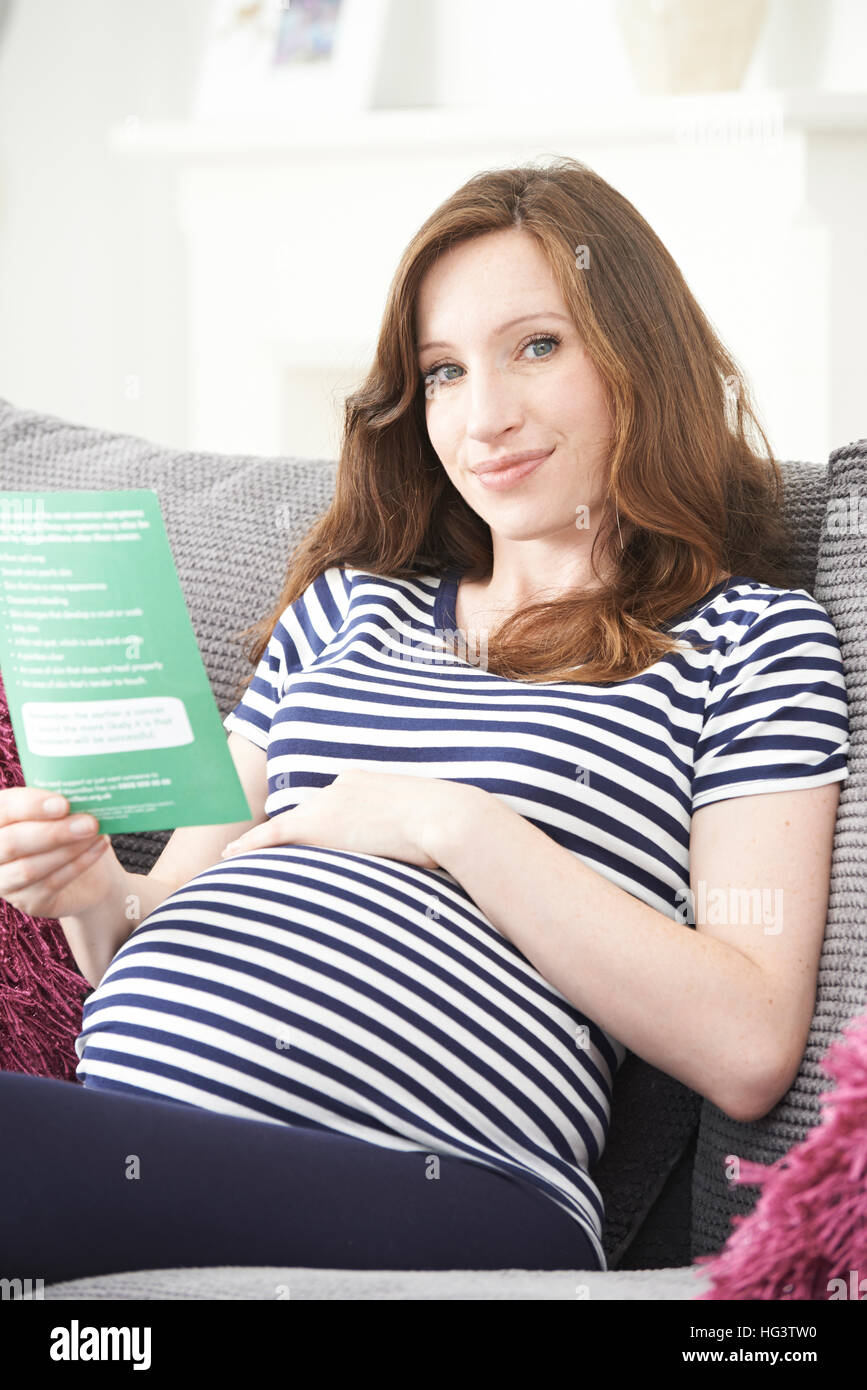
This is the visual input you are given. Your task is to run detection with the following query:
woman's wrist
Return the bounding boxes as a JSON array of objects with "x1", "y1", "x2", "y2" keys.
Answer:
[
  {"x1": 416, "y1": 780, "x2": 489, "y2": 868},
  {"x1": 57, "y1": 859, "x2": 138, "y2": 988}
]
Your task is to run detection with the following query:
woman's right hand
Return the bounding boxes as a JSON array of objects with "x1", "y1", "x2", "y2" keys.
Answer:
[{"x1": 0, "y1": 786, "x2": 125, "y2": 921}]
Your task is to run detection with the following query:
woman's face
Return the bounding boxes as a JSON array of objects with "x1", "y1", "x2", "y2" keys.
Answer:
[{"x1": 415, "y1": 227, "x2": 616, "y2": 568}]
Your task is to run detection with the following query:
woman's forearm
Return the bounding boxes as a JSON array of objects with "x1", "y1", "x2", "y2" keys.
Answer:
[
  {"x1": 420, "y1": 784, "x2": 772, "y2": 1123},
  {"x1": 58, "y1": 870, "x2": 176, "y2": 990}
]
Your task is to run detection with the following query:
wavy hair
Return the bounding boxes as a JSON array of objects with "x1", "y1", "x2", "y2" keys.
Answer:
[{"x1": 230, "y1": 155, "x2": 796, "y2": 693}]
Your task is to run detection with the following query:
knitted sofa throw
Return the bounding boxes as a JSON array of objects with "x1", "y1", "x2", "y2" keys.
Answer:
[
  {"x1": 695, "y1": 1008, "x2": 867, "y2": 1300},
  {"x1": 0, "y1": 669, "x2": 88, "y2": 1078}
]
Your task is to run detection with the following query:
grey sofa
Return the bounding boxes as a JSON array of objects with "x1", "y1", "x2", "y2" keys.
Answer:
[{"x1": 1, "y1": 395, "x2": 865, "y2": 1301}]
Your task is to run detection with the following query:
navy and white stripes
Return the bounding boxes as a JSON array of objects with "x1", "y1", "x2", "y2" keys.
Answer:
[{"x1": 75, "y1": 568, "x2": 849, "y2": 1267}]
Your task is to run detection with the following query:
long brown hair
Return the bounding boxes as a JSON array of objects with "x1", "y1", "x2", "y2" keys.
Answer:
[{"x1": 230, "y1": 155, "x2": 796, "y2": 694}]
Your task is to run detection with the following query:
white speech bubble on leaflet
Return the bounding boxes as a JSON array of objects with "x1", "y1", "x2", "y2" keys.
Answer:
[{"x1": 22, "y1": 697, "x2": 194, "y2": 756}]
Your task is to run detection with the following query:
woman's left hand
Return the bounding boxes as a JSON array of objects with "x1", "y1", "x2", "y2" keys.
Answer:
[{"x1": 219, "y1": 768, "x2": 468, "y2": 870}]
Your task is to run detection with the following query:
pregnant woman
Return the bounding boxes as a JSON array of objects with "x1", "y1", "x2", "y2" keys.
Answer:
[{"x1": 0, "y1": 156, "x2": 849, "y2": 1284}]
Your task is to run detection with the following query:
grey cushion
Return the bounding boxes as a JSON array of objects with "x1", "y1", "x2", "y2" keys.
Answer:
[
  {"x1": 691, "y1": 440, "x2": 867, "y2": 1259},
  {"x1": 40, "y1": 1263, "x2": 714, "y2": 1300}
]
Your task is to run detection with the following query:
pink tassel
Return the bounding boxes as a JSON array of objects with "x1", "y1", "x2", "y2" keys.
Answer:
[
  {"x1": 0, "y1": 670, "x2": 88, "y2": 1081},
  {"x1": 694, "y1": 1009, "x2": 867, "y2": 1300}
]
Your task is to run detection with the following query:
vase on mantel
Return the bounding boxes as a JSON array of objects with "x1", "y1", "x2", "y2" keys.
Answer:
[{"x1": 616, "y1": 0, "x2": 769, "y2": 94}]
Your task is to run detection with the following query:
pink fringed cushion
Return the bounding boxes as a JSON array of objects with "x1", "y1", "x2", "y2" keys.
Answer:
[
  {"x1": 695, "y1": 1009, "x2": 867, "y2": 1300},
  {"x1": 0, "y1": 669, "x2": 88, "y2": 1079}
]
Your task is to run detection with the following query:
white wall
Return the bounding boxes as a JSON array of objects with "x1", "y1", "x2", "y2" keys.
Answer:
[
  {"x1": 0, "y1": 0, "x2": 211, "y2": 449},
  {"x1": 0, "y1": 0, "x2": 864, "y2": 459}
]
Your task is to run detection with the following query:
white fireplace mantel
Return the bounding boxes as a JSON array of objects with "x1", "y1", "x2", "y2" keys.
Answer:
[{"x1": 109, "y1": 90, "x2": 867, "y2": 463}]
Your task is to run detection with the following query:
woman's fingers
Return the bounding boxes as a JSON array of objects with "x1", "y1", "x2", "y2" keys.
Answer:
[
  {"x1": 0, "y1": 806, "x2": 100, "y2": 865},
  {"x1": 0, "y1": 834, "x2": 110, "y2": 916}
]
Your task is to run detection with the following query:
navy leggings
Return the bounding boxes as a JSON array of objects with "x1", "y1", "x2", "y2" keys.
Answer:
[{"x1": 0, "y1": 1070, "x2": 602, "y2": 1284}]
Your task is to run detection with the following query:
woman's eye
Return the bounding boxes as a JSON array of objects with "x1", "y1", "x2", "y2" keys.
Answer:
[
  {"x1": 420, "y1": 334, "x2": 560, "y2": 393},
  {"x1": 425, "y1": 363, "x2": 462, "y2": 386},
  {"x1": 523, "y1": 335, "x2": 558, "y2": 359}
]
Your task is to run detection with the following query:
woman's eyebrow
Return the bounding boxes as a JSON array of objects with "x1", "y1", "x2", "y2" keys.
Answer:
[{"x1": 416, "y1": 310, "x2": 572, "y2": 354}]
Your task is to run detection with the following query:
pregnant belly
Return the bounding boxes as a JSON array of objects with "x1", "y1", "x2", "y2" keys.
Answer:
[{"x1": 75, "y1": 845, "x2": 617, "y2": 1185}]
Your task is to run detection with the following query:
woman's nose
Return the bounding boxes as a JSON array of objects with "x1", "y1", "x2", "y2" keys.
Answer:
[{"x1": 464, "y1": 362, "x2": 525, "y2": 437}]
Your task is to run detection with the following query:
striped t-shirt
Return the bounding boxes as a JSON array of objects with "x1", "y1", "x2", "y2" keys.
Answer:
[{"x1": 75, "y1": 567, "x2": 850, "y2": 1267}]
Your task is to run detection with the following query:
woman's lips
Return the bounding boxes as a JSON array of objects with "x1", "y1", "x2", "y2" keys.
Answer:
[{"x1": 473, "y1": 450, "x2": 552, "y2": 490}]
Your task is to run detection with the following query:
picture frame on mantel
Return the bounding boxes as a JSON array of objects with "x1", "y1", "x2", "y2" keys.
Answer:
[{"x1": 192, "y1": 0, "x2": 393, "y2": 122}]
